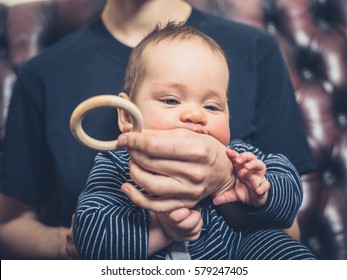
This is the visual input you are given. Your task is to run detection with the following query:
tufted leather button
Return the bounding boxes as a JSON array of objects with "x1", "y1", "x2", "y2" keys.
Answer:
[
  {"x1": 322, "y1": 169, "x2": 336, "y2": 187},
  {"x1": 337, "y1": 113, "x2": 347, "y2": 128},
  {"x1": 312, "y1": 0, "x2": 345, "y2": 31},
  {"x1": 301, "y1": 68, "x2": 314, "y2": 81},
  {"x1": 266, "y1": 22, "x2": 277, "y2": 34},
  {"x1": 294, "y1": 47, "x2": 324, "y2": 81}
]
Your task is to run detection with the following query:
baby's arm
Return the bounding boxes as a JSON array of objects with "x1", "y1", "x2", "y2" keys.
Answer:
[
  {"x1": 213, "y1": 140, "x2": 303, "y2": 229},
  {"x1": 73, "y1": 152, "x2": 151, "y2": 260},
  {"x1": 213, "y1": 149, "x2": 270, "y2": 207}
]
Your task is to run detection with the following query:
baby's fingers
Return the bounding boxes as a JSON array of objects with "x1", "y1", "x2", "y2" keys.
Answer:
[
  {"x1": 255, "y1": 178, "x2": 270, "y2": 195},
  {"x1": 244, "y1": 158, "x2": 266, "y2": 173},
  {"x1": 177, "y1": 210, "x2": 203, "y2": 240},
  {"x1": 175, "y1": 210, "x2": 202, "y2": 231},
  {"x1": 234, "y1": 152, "x2": 257, "y2": 165},
  {"x1": 167, "y1": 208, "x2": 191, "y2": 223},
  {"x1": 226, "y1": 149, "x2": 239, "y2": 161}
]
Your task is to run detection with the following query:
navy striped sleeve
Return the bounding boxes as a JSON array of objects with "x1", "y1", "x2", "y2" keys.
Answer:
[
  {"x1": 229, "y1": 139, "x2": 302, "y2": 228},
  {"x1": 73, "y1": 150, "x2": 150, "y2": 259}
]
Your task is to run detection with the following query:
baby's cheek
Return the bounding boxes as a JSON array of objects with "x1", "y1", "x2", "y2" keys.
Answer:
[
  {"x1": 219, "y1": 131, "x2": 231, "y2": 146},
  {"x1": 143, "y1": 116, "x2": 177, "y2": 130},
  {"x1": 211, "y1": 126, "x2": 230, "y2": 146}
]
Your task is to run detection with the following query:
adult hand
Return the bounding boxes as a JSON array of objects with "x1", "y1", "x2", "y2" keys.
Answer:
[{"x1": 117, "y1": 128, "x2": 235, "y2": 212}]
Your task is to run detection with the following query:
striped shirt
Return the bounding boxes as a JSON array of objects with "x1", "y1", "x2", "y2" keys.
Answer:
[{"x1": 73, "y1": 139, "x2": 315, "y2": 259}]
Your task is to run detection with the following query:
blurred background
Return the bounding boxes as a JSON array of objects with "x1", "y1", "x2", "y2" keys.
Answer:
[{"x1": 0, "y1": 0, "x2": 346, "y2": 259}]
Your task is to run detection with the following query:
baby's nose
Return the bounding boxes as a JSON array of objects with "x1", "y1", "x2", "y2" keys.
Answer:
[{"x1": 180, "y1": 106, "x2": 207, "y2": 125}]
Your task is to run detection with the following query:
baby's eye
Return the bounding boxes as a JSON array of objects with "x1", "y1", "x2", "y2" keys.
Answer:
[
  {"x1": 204, "y1": 104, "x2": 221, "y2": 111},
  {"x1": 162, "y1": 98, "x2": 180, "y2": 105}
]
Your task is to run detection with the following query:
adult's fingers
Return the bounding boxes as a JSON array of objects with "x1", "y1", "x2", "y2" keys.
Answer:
[
  {"x1": 118, "y1": 129, "x2": 215, "y2": 162},
  {"x1": 129, "y1": 154, "x2": 211, "y2": 185},
  {"x1": 128, "y1": 161, "x2": 205, "y2": 198},
  {"x1": 121, "y1": 183, "x2": 196, "y2": 212},
  {"x1": 119, "y1": 128, "x2": 235, "y2": 202},
  {"x1": 212, "y1": 190, "x2": 238, "y2": 205}
]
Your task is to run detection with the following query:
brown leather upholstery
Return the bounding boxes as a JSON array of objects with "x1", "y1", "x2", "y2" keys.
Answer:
[{"x1": 0, "y1": 0, "x2": 346, "y2": 259}]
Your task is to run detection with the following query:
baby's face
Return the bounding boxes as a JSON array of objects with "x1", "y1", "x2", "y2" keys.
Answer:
[{"x1": 133, "y1": 39, "x2": 230, "y2": 146}]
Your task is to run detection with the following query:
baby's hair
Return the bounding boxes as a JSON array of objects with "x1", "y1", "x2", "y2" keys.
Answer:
[{"x1": 123, "y1": 21, "x2": 227, "y2": 100}]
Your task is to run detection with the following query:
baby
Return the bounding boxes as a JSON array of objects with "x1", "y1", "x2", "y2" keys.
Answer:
[{"x1": 73, "y1": 22, "x2": 315, "y2": 260}]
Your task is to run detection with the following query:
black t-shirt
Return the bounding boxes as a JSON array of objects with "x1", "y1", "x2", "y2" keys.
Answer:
[{"x1": 0, "y1": 8, "x2": 315, "y2": 226}]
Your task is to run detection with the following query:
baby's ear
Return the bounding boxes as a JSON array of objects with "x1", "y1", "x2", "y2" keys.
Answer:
[{"x1": 117, "y1": 92, "x2": 133, "y2": 133}]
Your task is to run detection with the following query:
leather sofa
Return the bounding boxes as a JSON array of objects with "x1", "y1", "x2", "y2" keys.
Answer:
[{"x1": 0, "y1": 0, "x2": 346, "y2": 259}]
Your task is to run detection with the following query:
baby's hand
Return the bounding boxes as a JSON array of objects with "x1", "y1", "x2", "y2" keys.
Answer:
[
  {"x1": 157, "y1": 208, "x2": 202, "y2": 241},
  {"x1": 213, "y1": 149, "x2": 269, "y2": 207}
]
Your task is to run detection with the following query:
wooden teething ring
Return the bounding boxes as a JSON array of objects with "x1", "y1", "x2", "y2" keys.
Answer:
[{"x1": 70, "y1": 94, "x2": 143, "y2": 151}]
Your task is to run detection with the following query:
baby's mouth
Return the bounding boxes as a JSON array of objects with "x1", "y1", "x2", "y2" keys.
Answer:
[{"x1": 179, "y1": 125, "x2": 208, "y2": 135}]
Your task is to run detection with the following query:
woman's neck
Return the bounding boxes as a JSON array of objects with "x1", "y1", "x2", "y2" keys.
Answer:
[{"x1": 101, "y1": 0, "x2": 192, "y2": 47}]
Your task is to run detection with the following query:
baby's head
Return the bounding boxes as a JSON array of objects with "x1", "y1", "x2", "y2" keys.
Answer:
[{"x1": 119, "y1": 22, "x2": 230, "y2": 146}]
